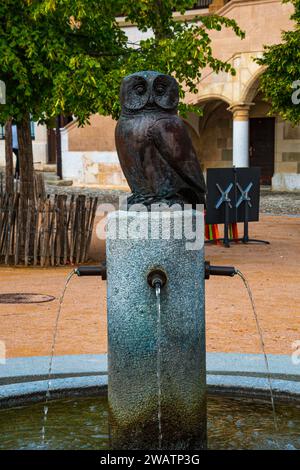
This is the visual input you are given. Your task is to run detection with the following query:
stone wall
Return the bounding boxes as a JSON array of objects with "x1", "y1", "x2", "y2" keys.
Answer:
[
  {"x1": 61, "y1": 119, "x2": 128, "y2": 188},
  {"x1": 68, "y1": 115, "x2": 116, "y2": 152},
  {"x1": 273, "y1": 119, "x2": 300, "y2": 190}
]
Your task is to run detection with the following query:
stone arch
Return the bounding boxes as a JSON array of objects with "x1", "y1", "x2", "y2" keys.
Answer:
[
  {"x1": 199, "y1": 99, "x2": 230, "y2": 133},
  {"x1": 188, "y1": 93, "x2": 232, "y2": 107},
  {"x1": 241, "y1": 66, "x2": 267, "y2": 104},
  {"x1": 184, "y1": 97, "x2": 233, "y2": 171}
]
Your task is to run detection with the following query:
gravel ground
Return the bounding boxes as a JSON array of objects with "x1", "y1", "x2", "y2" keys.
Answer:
[
  {"x1": 1, "y1": 166, "x2": 299, "y2": 215},
  {"x1": 260, "y1": 189, "x2": 300, "y2": 216},
  {"x1": 45, "y1": 183, "x2": 300, "y2": 216}
]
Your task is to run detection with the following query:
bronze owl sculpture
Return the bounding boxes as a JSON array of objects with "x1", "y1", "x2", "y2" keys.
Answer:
[{"x1": 115, "y1": 71, "x2": 206, "y2": 207}]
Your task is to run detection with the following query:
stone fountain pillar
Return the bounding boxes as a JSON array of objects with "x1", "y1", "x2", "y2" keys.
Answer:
[{"x1": 106, "y1": 208, "x2": 206, "y2": 450}]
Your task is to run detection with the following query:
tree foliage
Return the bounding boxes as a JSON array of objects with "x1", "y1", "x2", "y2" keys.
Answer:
[
  {"x1": 0, "y1": 0, "x2": 126, "y2": 124},
  {"x1": 0, "y1": 0, "x2": 245, "y2": 125},
  {"x1": 257, "y1": 0, "x2": 300, "y2": 125},
  {"x1": 113, "y1": 0, "x2": 245, "y2": 117}
]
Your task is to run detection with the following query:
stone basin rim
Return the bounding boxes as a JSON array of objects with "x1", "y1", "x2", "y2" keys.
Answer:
[
  {"x1": 0, "y1": 353, "x2": 300, "y2": 408},
  {"x1": 2, "y1": 382, "x2": 300, "y2": 411}
]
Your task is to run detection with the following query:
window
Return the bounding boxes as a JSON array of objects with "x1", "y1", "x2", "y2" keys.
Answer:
[
  {"x1": 187, "y1": 0, "x2": 213, "y2": 9},
  {"x1": 30, "y1": 121, "x2": 35, "y2": 140},
  {"x1": 0, "y1": 122, "x2": 36, "y2": 140}
]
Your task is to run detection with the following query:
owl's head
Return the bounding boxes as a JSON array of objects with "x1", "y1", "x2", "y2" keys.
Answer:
[{"x1": 120, "y1": 71, "x2": 179, "y2": 113}]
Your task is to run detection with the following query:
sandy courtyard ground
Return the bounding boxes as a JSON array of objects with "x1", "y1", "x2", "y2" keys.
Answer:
[{"x1": 0, "y1": 214, "x2": 299, "y2": 358}]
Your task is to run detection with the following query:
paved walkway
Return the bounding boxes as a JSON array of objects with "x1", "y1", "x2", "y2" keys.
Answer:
[{"x1": 0, "y1": 214, "x2": 299, "y2": 359}]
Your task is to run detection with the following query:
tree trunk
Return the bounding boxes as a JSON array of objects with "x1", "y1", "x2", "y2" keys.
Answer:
[
  {"x1": 17, "y1": 113, "x2": 35, "y2": 262},
  {"x1": 4, "y1": 118, "x2": 14, "y2": 194},
  {"x1": 17, "y1": 113, "x2": 34, "y2": 202}
]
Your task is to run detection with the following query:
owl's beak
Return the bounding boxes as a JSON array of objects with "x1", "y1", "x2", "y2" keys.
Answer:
[{"x1": 148, "y1": 94, "x2": 154, "y2": 105}]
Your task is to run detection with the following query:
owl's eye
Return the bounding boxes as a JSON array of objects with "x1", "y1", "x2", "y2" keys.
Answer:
[
  {"x1": 134, "y1": 85, "x2": 146, "y2": 95},
  {"x1": 155, "y1": 86, "x2": 166, "y2": 95}
]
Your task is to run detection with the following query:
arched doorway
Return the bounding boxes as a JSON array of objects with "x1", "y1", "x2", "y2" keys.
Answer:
[{"x1": 185, "y1": 98, "x2": 233, "y2": 172}]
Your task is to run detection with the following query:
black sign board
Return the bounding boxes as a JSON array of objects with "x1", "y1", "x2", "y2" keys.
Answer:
[
  {"x1": 205, "y1": 167, "x2": 269, "y2": 247},
  {"x1": 206, "y1": 167, "x2": 260, "y2": 225}
]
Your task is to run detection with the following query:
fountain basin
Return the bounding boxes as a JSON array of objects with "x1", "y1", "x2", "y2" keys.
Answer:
[
  {"x1": 1, "y1": 393, "x2": 300, "y2": 450},
  {"x1": 1, "y1": 353, "x2": 300, "y2": 450},
  {"x1": 1, "y1": 353, "x2": 300, "y2": 408}
]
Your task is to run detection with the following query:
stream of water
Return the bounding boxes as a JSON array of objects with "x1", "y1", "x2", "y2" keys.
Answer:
[
  {"x1": 236, "y1": 270, "x2": 278, "y2": 432},
  {"x1": 155, "y1": 283, "x2": 163, "y2": 450},
  {"x1": 41, "y1": 269, "x2": 76, "y2": 445}
]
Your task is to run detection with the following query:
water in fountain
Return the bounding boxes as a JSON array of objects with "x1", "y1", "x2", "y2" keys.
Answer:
[
  {"x1": 155, "y1": 283, "x2": 163, "y2": 450},
  {"x1": 41, "y1": 269, "x2": 76, "y2": 446},
  {"x1": 3, "y1": 395, "x2": 300, "y2": 450},
  {"x1": 236, "y1": 270, "x2": 278, "y2": 432}
]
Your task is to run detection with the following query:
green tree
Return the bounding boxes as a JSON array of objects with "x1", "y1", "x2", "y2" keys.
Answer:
[
  {"x1": 33, "y1": 0, "x2": 245, "y2": 120},
  {"x1": 257, "y1": 0, "x2": 300, "y2": 125},
  {"x1": 0, "y1": 0, "x2": 126, "y2": 198},
  {"x1": 0, "y1": 0, "x2": 245, "y2": 199}
]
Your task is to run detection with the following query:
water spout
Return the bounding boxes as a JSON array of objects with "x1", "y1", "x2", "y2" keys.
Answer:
[
  {"x1": 147, "y1": 268, "x2": 167, "y2": 290},
  {"x1": 74, "y1": 264, "x2": 107, "y2": 280},
  {"x1": 204, "y1": 261, "x2": 237, "y2": 279}
]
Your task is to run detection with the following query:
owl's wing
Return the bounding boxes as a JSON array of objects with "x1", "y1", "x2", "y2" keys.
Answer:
[{"x1": 150, "y1": 116, "x2": 206, "y2": 203}]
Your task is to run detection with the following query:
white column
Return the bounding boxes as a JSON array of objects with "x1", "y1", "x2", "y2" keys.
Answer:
[{"x1": 231, "y1": 105, "x2": 250, "y2": 168}]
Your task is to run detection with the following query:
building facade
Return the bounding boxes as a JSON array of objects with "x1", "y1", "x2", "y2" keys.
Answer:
[
  {"x1": 2, "y1": 0, "x2": 299, "y2": 191},
  {"x1": 183, "y1": 0, "x2": 299, "y2": 191},
  {"x1": 62, "y1": 0, "x2": 300, "y2": 191}
]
